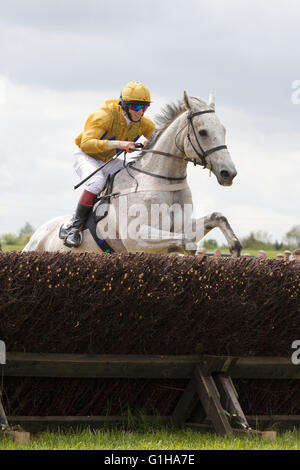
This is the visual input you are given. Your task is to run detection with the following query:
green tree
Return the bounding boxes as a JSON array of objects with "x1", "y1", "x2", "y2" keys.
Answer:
[
  {"x1": 18, "y1": 222, "x2": 35, "y2": 245},
  {"x1": 19, "y1": 222, "x2": 34, "y2": 237},
  {"x1": 241, "y1": 231, "x2": 273, "y2": 250},
  {"x1": 1, "y1": 233, "x2": 19, "y2": 245},
  {"x1": 285, "y1": 225, "x2": 300, "y2": 249},
  {"x1": 0, "y1": 222, "x2": 35, "y2": 247},
  {"x1": 203, "y1": 239, "x2": 218, "y2": 249}
]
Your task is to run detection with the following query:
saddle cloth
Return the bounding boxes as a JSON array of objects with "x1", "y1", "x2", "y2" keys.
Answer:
[{"x1": 59, "y1": 173, "x2": 117, "y2": 253}]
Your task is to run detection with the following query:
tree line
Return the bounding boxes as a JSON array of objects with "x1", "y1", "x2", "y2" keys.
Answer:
[
  {"x1": 0, "y1": 223, "x2": 35, "y2": 246},
  {"x1": 203, "y1": 226, "x2": 300, "y2": 251},
  {"x1": 1, "y1": 223, "x2": 300, "y2": 250}
]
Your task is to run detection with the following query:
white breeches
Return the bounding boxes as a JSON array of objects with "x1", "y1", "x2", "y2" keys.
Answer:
[{"x1": 73, "y1": 148, "x2": 124, "y2": 195}]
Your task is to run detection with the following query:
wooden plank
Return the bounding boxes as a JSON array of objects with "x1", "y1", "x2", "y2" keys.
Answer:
[
  {"x1": 214, "y1": 374, "x2": 251, "y2": 430},
  {"x1": 9, "y1": 430, "x2": 31, "y2": 444},
  {"x1": 4, "y1": 353, "x2": 300, "y2": 379},
  {"x1": 198, "y1": 356, "x2": 237, "y2": 375},
  {"x1": 0, "y1": 341, "x2": 5, "y2": 365},
  {"x1": 261, "y1": 431, "x2": 277, "y2": 441},
  {"x1": 171, "y1": 379, "x2": 198, "y2": 425},
  {"x1": 229, "y1": 357, "x2": 300, "y2": 379},
  {"x1": 7, "y1": 415, "x2": 170, "y2": 433},
  {"x1": 194, "y1": 366, "x2": 233, "y2": 436},
  {"x1": 247, "y1": 415, "x2": 300, "y2": 430},
  {"x1": 200, "y1": 355, "x2": 300, "y2": 379},
  {"x1": 6, "y1": 415, "x2": 300, "y2": 433},
  {"x1": 5, "y1": 353, "x2": 199, "y2": 378},
  {"x1": 8, "y1": 415, "x2": 170, "y2": 424},
  {"x1": 0, "y1": 397, "x2": 8, "y2": 426}
]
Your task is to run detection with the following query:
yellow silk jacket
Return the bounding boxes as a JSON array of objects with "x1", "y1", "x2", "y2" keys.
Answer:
[{"x1": 75, "y1": 100, "x2": 155, "y2": 162}]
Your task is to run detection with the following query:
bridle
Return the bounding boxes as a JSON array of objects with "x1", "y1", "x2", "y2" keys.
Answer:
[
  {"x1": 128, "y1": 109, "x2": 228, "y2": 182},
  {"x1": 186, "y1": 109, "x2": 227, "y2": 168}
]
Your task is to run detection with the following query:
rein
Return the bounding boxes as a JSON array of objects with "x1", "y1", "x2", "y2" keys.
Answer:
[
  {"x1": 74, "y1": 108, "x2": 228, "y2": 190},
  {"x1": 127, "y1": 162, "x2": 187, "y2": 181},
  {"x1": 134, "y1": 148, "x2": 199, "y2": 164},
  {"x1": 128, "y1": 109, "x2": 228, "y2": 179}
]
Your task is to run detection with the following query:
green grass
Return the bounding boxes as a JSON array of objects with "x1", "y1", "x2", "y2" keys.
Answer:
[
  {"x1": 0, "y1": 425, "x2": 299, "y2": 450},
  {"x1": 1, "y1": 244, "x2": 25, "y2": 252},
  {"x1": 220, "y1": 247, "x2": 284, "y2": 259}
]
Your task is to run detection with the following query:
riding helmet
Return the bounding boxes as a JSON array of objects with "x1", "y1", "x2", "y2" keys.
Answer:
[{"x1": 120, "y1": 81, "x2": 151, "y2": 104}]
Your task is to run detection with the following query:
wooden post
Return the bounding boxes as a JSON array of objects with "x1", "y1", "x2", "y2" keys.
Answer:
[
  {"x1": 214, "y1": 373, "x2": 251, "y2": 430},
  {"x1": 0, "y1": 341, "x2": 8, "y2": 428},
  {"x1": 172, "y1": 379, "x2": 198, "y2": 425},
  {"x1": 194, "y1": 365, "x2": 233, "y2": 436},
  {"x1": 0, "y1": 397, "x2": 8, "y2": 427}
]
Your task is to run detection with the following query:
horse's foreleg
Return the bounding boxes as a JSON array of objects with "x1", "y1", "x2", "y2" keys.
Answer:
[{"x1": 193, "y1": 212, "x2": 242, "y2": 257}]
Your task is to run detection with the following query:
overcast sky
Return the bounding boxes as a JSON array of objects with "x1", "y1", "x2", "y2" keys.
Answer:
[{"x1": 0, "y1": 0, "x2": 299, "y2": 245}]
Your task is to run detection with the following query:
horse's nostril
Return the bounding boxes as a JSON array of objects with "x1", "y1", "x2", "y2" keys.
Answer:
[{"x1": 220, "y1": 170, "x2": 230, "y2": 179}]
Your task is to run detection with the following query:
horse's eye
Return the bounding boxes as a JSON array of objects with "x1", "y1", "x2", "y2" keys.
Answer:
[{"x1": 199, "y1": 129, "x2": 208, "y2": 137}]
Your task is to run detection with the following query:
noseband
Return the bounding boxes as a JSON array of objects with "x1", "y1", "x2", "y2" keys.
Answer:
[{"x1": 187, "y1": 109, "x2": 227, "y2": 168}]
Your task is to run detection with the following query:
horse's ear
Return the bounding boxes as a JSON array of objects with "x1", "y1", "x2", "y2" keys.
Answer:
[
  {"x1": 183, "y1": 91, "x2": 192, "y2": 110},
  {"x1": 208, "y1": 92, "x2": 215, "y2": 110}
]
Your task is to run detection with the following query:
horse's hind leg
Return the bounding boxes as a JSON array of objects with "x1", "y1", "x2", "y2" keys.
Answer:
[
  {"x1": 193, "y1": 212, "x2": 242, "y2": 257},
  {"x1": 121, "y1": 224, "x2": 197, "y2": 254}
]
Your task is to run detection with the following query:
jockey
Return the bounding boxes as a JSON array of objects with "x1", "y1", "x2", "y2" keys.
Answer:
[{"x1": 63, "y1": 81, "x2": 155, "y2": 248}]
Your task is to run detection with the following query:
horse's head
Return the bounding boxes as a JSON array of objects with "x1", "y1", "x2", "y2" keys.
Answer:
[{"x1": 183, "y1": 92, "x2": 237, "y2": 186}]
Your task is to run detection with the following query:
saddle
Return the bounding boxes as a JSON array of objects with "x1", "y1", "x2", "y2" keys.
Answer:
[{"x1": 59, "y1": 172, "x2": 120, "y2": 253}]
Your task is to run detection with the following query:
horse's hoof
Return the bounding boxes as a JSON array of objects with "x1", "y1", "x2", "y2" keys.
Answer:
[{"x1": 230, "y1": 240, "x2": 242, "y2": 257}]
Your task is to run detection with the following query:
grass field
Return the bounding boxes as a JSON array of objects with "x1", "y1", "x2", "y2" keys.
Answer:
[
  {"x1": 216, "y1": 247, "x2": 284, "y2": 258},
  {"x1": 1, "y1": 244, "x2": 25, "y2": 252},
  {"x1": 0, "y1": 424, "x2": 300, "y2": 450}
]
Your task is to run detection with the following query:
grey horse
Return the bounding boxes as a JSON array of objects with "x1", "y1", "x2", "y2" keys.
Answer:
[{"x1": 23, "y1": 92, "x2": 242, "y2": 256}]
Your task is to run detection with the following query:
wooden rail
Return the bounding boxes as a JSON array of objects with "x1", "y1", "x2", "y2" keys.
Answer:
[
  {"x1": 4, "y1": 353, "x2": 300, "y2": 379},
  {"x1": 2, "y1": 352, "x2": 300, "y2": 436}
]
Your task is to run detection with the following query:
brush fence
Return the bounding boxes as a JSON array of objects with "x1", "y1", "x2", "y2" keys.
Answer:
[{"x1": 0, "y1": 251, "x2": 299, "y2": 431}]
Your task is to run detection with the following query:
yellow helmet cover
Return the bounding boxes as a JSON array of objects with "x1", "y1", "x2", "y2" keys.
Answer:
[{"x1": 121, "y1": 81, "x2": 151, "y2": 103}]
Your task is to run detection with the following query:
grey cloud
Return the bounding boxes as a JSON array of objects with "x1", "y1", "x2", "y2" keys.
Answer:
[
  {"x1": 0, "y1": 0, "x2": 299, "y2": 239},
  {"x1": 0, "y1": 0, "x2": 165, "y2": 34},
  {"x1": 1, "y1": 0, "x2": 299, "y2": 131}
]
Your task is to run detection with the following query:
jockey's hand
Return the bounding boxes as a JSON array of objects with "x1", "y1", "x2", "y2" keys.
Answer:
[{"x1": 119, "y1": 141, "x2": 136, "y2": 153}]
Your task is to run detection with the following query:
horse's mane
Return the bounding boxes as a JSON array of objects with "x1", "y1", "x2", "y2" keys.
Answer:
[{"x1": 135, "y1": 96, "x2": 208, "y2": 158}]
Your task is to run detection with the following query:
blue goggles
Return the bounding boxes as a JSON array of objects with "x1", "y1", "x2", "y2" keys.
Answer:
[{"x1": 129, "y1": 103, "x2": 149, "y2": 112}]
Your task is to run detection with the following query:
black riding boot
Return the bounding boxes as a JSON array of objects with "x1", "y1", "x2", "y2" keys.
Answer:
[{"x1": 64, "y1": 203, "x2": 92, "y2": 248}]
